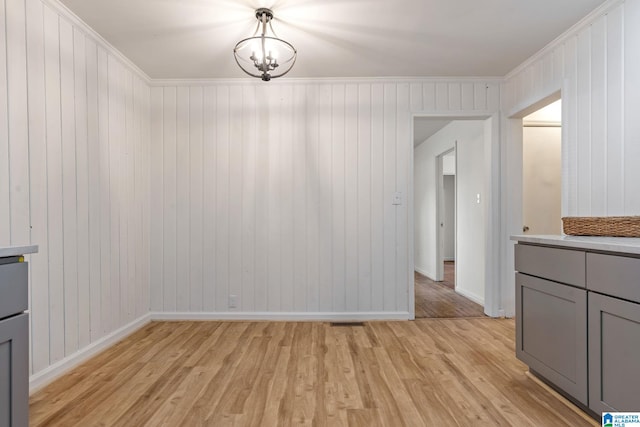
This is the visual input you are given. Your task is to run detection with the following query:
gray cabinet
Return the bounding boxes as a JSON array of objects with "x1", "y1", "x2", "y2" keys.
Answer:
[
  {"x1": 0, "y1": 260, "x2": 29, "y2": 427},
  {"x1": 515, "y1": 243, "x2": 586, "y2": 288},
  {"x1": 0, "y1": 263, "x2": 28, "y2": 320},
  {"x1": 515, "y1": 272, "x2": 588, "y2": 404},
  {"x1": 587, "y1": 252, "x2": 640, "y2": 302},
  {"x1": 588, "y1": 292, "x2": 640, "y2": 413},
  {"x1": 514, "y1": 240, "x2": 640, "y2": 416},
  {"x1": 0, "y1": 314, "x2": 28, "y2": 427}
]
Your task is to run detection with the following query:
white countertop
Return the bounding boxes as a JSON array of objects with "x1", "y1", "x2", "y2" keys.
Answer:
[
  {"x1": 510, "y1": 234, "x2": 640, "y2": 255},
  {"x1": 0, "y1": 245, "x2": 39, "y2": 258}
]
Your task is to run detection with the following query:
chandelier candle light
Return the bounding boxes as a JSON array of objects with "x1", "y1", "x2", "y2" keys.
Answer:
[{"x1": 234, "y1": 8, "x2": 297, "y2": 81}]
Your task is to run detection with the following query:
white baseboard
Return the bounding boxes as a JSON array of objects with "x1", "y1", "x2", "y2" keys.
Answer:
[
  {"x1": 455, "y1": 287, "x2": 485, "y2": 306},
  {"x1": 414, "y1": 267, "x2": 435, "y2": 280},
  {"x1": 29, "y1": 314, "x2": 152, "y2": 394},
  {"x1": 149, "y1": 311, "x2": 412, "y2": 322}
]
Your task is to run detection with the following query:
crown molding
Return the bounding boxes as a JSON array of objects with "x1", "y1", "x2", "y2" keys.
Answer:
[
  {"x1": 504, "y1": 0, "x2": 624, "y2": 80},
  {"x1": 148, "y1": 76, "x2": 504, "y2": 87},
  {"x1": 41, "y1": 0, "x2": 152, "y2": 84}
]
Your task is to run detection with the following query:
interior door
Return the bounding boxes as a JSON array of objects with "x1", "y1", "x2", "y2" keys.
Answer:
[{"x1": 522, "y1": 126, "x2": 561, "y2": 234}]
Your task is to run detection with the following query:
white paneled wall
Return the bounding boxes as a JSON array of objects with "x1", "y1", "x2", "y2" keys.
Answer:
[
  {"x1": 500, "y1": 0, "x2": 639, "y2": 317},
  {"x1": 0, "y1": 0, "x2": 150, "y2": 376},
  {"x1": 150, "y1": 80, "x2": 499, "y2": 316},
  {"x1": 504, "y1": 0, "x2": 639, "y2": 216}
]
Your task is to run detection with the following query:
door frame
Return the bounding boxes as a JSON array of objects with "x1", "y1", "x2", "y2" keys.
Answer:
[
  {"x1": 409, "y1": 112, "x2": 501, "y2": 319},
  {"x1": 501, "y1": 88, "x2": 563, "y2": 317}
]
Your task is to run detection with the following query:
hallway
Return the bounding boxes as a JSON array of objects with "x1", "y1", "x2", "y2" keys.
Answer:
[{"x1": 415, "y1": 262, "x2": 485, "y2": 318}]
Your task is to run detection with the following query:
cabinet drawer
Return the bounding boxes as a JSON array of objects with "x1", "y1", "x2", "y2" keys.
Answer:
[
  {"x1": 515, "y1": 244, "x2": 585, "y2": 287},
  {"x1": 0, "y1": 263, "x2": 28, "y2": 320},
  {"x1": 588, "y1": 292, "x2": 640, "y2": 413},
  {"x1": 587, "y1": 253, "x2": 640, "y2": 302},
  {"x1": 515, "y1": 273, "x2": 588, "y2": 404}
]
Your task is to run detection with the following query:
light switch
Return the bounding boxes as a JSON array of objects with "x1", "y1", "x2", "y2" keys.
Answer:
[
  {"x1": 392, "y1": 192, "x2": 403, "y2": 205},
  {"x1": 476, "y1": 193, "x2": 481, "y2": 204}
]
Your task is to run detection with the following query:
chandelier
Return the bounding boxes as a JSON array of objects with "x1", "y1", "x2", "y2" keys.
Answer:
[{"x1": 233, "y1": 8, "x2": 297, "y2": 81}]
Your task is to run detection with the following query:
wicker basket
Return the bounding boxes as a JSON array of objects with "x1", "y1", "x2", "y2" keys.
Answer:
[{"x1": 562, "y1": 216, "x2": 640, "y2": 237}]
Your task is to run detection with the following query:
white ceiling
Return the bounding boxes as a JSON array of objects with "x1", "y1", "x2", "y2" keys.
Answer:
[
  {"x1": 413, "y1": 119, "x2": 451, "y2": 147},
  {"x1": 524, "y1": 99, "x2": 562, "y2": 124},
  {"x1": 59, "y1": 0, "x2": 605, "y2": 79}
]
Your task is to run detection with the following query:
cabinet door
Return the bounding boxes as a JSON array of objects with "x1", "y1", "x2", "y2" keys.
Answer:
[
  {"x1": 0, "y1": 313, "x2": 28, "y2": 427},
  {"x1": 589, "y1": 292, "x2": 640, "y2": 414},
  {"x1": 515, "y1": 273, "x2": 588, "y2": 404}
]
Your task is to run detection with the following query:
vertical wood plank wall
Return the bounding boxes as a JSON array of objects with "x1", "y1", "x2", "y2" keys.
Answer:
[
  {"x1": 149, "y1": 80, "x2": 500, "y2": 315},
  {"x1": 503, "y1": 0, "x2": 639, "y2": 216},
  {"x1": 500, "y1": 0, "x2": 638, "y2": 317},
  {"x1": 0, "y1": 0, "x2": 151, "y2": 376}
]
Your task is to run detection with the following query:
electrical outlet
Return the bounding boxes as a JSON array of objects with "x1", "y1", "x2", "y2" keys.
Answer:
[{"x1": 229, "y1": 295, "x2": 238, "y2": 308}]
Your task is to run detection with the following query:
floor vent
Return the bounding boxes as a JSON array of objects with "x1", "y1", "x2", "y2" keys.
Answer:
[{"x1": 330, "y1": 322, "x2": 365, "y2": 327}]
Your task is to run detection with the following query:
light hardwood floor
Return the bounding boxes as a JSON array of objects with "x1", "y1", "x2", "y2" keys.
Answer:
[{"x1": 30, "y1": 319, "x2": 595, "y2": 426}]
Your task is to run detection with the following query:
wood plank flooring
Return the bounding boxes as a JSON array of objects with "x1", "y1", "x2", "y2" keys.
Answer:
[
  {"x1": 415, "y1": 263, "x2": 485, "y2": 318},
  {"x1": 30, "y1": 319, "x2": 595, "y2": 427}
]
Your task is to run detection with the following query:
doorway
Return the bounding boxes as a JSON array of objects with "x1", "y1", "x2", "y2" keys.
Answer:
[
  {"x1": 441, "y1": 152, "x2": 456, "y2": 291},
  {"x1": 522, "y1": 100, "x2": 562, "y2": 234},
  {"x1": 436, "y1": 149, "x2": 456, "y2": 282},
  {"x1": 413, "y1": 119, "x2": 488, "y2": 318}
]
